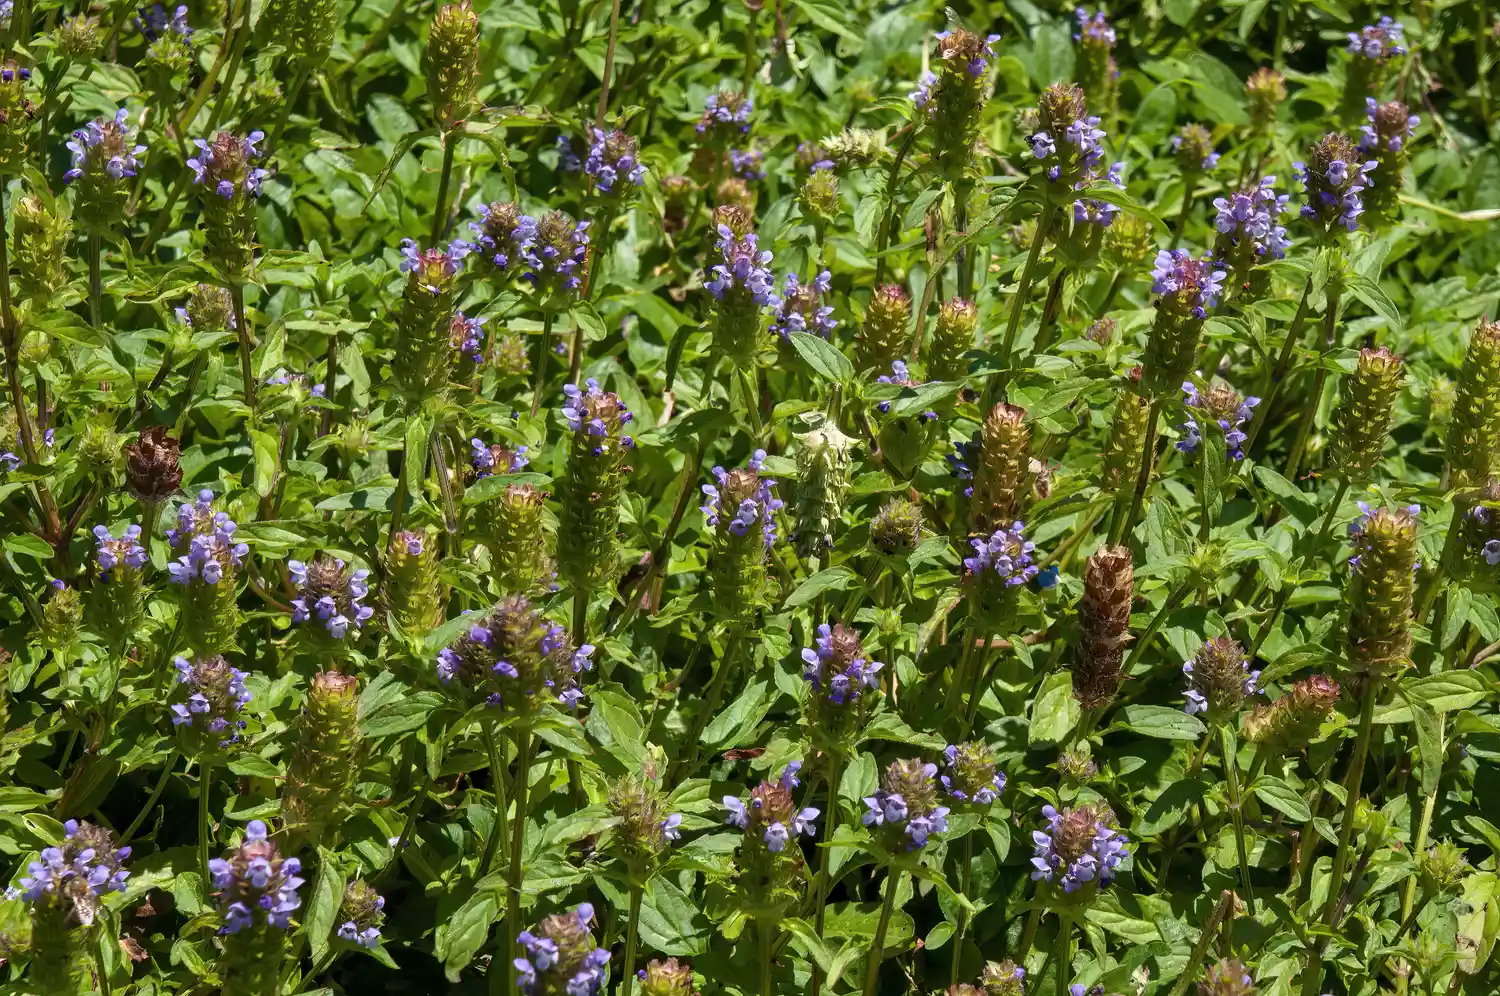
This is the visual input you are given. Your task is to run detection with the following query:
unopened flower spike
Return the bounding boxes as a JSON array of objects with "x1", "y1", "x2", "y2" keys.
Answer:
[
  {"x1": 638, "y1": 958, "x2": 698, "y2": 996},
  {"x1": 283, "y1": 671, "x2": 362, "y2": 839},
  {"x1": 514, "y1": 904, "x2": 610, "y2": 995},
  {"x1": 607, "y1": 773, "x2": 684, "y2": 881},
  {"x1": 426, "y1": 1, "x2": 479, "y2": 129},
  {"x1": 927, "y1": 297, "x2": 978, "y2": 380},
  {"x1": 963, "y1": 401, "x2": 1036, "y2": 535},
  {"x1": 1197, "y1": 959, "x2": 1256, "y2": 996},
  {"x1": 1347, "y1": 503, "x2": 1419, "y2": 677},
  {"x1": 862, "y1": 757, "x2": 951, "y2": 850},
  {"x1": 701, "y1": 447, "x2": 783, "y2": 618},
  {"x1": 1030, "y1": 802, "x2": 1129, "y2": 894},
  {"x1": 1101, "y1": 370, "x2": 1149, "y2": 492},
  {"x1": 1446, "y1": 319, "x2": 1500, "y2": 487},
  {"x1": 393, "y1": 238, "x2": 471, "y2": 398},
  {"x1": 1244, "y1": 67, "x2": 1286, "y2": 134},
  {"x1": 855, "y1": 284, "x2": 912, "y2": 375},
  {"x1": 1170, "y1": 123, "x2": 1219, "y2": 173},
  {"x1": 1181, "y1": 636, "x2": 1258, "y2": 721},
  {"x1": 0, "y1": 61, "x2": 34, "y2": 176},
  {"x1": 335, "y1": 880, "x2": 385, "y2": 948},
  {"x1": 382, "y1": 528, "x2": 443, "y2": 634},
  {"x1": 13, "y1": 193, "x2": 71, "y2": 302},
  {"x1": 1244, "y1": 674, "x2": 1340, "y2": 756},
  {"x1": 435, "y1": 595, "x2": 593, "y2": 713},
  {"x1": 870, "y1": 496, "x2": 925, "y2": 557},
  {"x1": 1176, "y1": 381, "x2": 1260, "y2": 461},
  {"x1": 793, "y1": 421, "x2": 852, "y2": 558},
  {"x1": 1328, "y1": 347, "x2": 1404, "y2": 482}
]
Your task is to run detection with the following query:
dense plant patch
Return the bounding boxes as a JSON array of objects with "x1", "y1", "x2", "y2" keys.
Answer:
[{"x1": 0, "y1": 0, "x2": 1498, "y2": 994}]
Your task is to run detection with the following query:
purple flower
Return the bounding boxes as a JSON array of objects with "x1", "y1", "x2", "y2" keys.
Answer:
[
  {"x1": 470, "y1": 438, "x2": 529, "y2": 477},
  {"x1": 19, "y1": 820, "x2": 131, "y2": 916},
  {"x1": 962, "y1": 521, "x2": 1040, "y2": 587},
  {"x1": 1030, "y1": 804, "x2": 1129, "y2": 892},
  {"x1": 170, "y1": 654, "x2": 252, "y2": 746},
  {"x1": 93, "y1": 523, "x2": 148, "y2": 578},
  {"x1": 861, "y1": 759, "x2": 950, "y2": 851},
  {"x1": 1175, "y1": 381, "x2": 1260, "y2": 460},
  {"x1": 800, "y1": 622, "x2": 883, "y2": 706},
  {"x1": 768, "y1": 270, "x2": 836, "y2": 341},
  {"x1": 1212, "y1": 175, "x2": 1291, "y2": 261},
  {"x1": 286, "y1": 556, "x2": 375, "y2": 640},
  {"x1": 705, "y1": 225, "x2": 779, "y2": 309},
  {"x1": 700, "y1": 449, "x2": 784, "y2": 550},
  {"x1": 697, "y1": 90, "x2": 753, "y2": 136},
  {"x1": 1149, "y1": 249, "x2": 1227, "y2": 318},
  {"x1": 64, "y1": 108, "x2": 145, "y2": 186},
  {"x1": 211, "y1": 820, "x2": 303, "y2": 933},
  {"x1": 1359, "y1": 96, "x2": 1420, "y2": 153},
  {"x1": 1347, "y1": 16, "x2": 1406, "y2": 60}
]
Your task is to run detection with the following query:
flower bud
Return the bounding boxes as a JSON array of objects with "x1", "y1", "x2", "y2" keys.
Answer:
[
  {"x1": 707, "y1": 214, "x2": 778, "y2": 364},
  {"x1": 1171, "y1": 123, "x2": 1219, "y2": 173},
  {"x1": 523, "y1": 211, "x2": 590, "y2": 301},
  {"x1": 166, "y1": 489, "x2": 248, "y2": 653},
  {"x1": 940, "y1": 741, "x2": 1006, "y2": 806},
  {"x1": 335, "y1": 880, "x2": 385, "y2": 948},
  {"x1": 91, "y1": 523, "x2": 148, "y2": 650},
  {"x1": 1243, "y1": 674, "x2": 1340, "y2": 756},
  {"x1": 283, "y1": 671, "x2": 362, "y2": 840},
  {"x1": 426, "y1": 1, "x2": 478, "y2": 129},
  {"x1": 124, "y1": 425, "x2": 183, "y2": 504},
  {"x1": 909, "y1": 27, "x2": 1001, "y2": 176},
  {"x1": 1073, "y1": 545, "x2": 1133, "y2": 710},
  {"x1": 178, "y1": 282, "x2": 236, "y2": 337},
  {"x1": 855, "y1": 284, "x2": 911, "y2": 374},
  {"x1": 187, "y1": 131, "x2": 270, "y2": 278},
  {"x1": 1328, "y1": 347, "x2": 1404, "y2": 481},
  {"x1": 606, "y1": 773, "x2": 682, "y2": 881},
  {"x1": 435, "y1": 594, "x2": 593, "y2": 714},
  {"x1": 379, "y1": 529, "x2": 441, "y2": 635},
  {"x1": 1196, "y1": 959, "x2": 1255, "y2": 996},
  {"x1": 258, "y1": 0, "x2": 337, "y2": 67},
  {"x1": 793, "y1": 421, "x2": 853, "y2": 558},
  {"x1": 799, "y1": 168, "x2": 839, "y2": 222},
  {"x1": 1347, "y1": 503, "x2": 1419, "y2": 676},
  {"x1": 1182, "y1": 636, "x2": 1258, "y2": 721},
  {"x1": 801, "y1": 623, "x2": 884, "y2": 750},
  {"x1": 927, "y1": 297, "x2": 978, "y2": 381},
  {"x1": 661, "y1": 174, "x2": 696, "y2": 234},
  {"x1": 557, "y1": 379, "x2": 634, "y2": 594},
  {"x1": 713, "y1": 175, "x2": 754, "y2": 213},
  {"x1": 64, "y1": 109, "x2": 144, "y2": 235},
  {"x1": 1142, "y1": 251, "x2": 1224, "y2": 397},
  {"x1": 1056, "y1": 748, "x2": 1098, "y2": 785},
  {"x1": 82, "y1": 420, "x2": 124, "y2": 481},
  {"x1": 701, "y1": 448, "x2": 782, "y2": 619},
  {"x1": 141, "y1": 8, "x2": 194, "y2": 76},
  {"x1": 41, "y1": 581, "x2": 81, "y2": 652},
  {"x1": 1419, "y1": 839, "x2": 1469, "y2": 894},
  {"x1": 870, "y1": 497, "x2": 924, "y2": 557},
  {"x1": 12, "y1": 193, "x2": 70, "y2": 301},
  {"x1": 57, "y1": 14, "x2": 102, "y2": 60},
  {"x1": 1244, "y1": 68, "x2": 1286, "y2": 133},
  {"x1": 393, "y1": 238, "x2": 471, "y2": 398},
  {"x1": 170, "y1": 654, "x2": 251, "y2": 753},
  {"x1": 1445, "y1": 319, "x2": 1500, "y2": 486},
  {"x1": 210, "y1": 821, "x2": 303, "y2": 996},
  {"x1": 639, "y1": 958, "x2": 697, "y2": 996},
  {"x1": 981, "y1": 961, "x2": 1026, "y2": 996},
  {"x1": 475, "y1": 483, "x2": 550, "y2": 594},
  {"x1": 1101, "y1": 211, "x2": 1152, "y2": 271},
  {"x1": 1100, "y1": 373, "x2": 1148, "y2": 491},
  {"x1": 962, "y1": 402, "x2": 1034, "y2": 535},
  {"x1": 1359, "y1": 99, "x2": 1419, "y2": 228},
  {"x1": 0, "y1": 63, "x2": 35, "y2": 176},
  {"x1": 515, "y1": 904, "x2": 610, "y2": 995},
  {"x1": 1294, "y1": 134, "x2": 1376, "y2": 239},
  {"x1": 1031, "y1": 802, "x2": 1128, "y2": 894}
]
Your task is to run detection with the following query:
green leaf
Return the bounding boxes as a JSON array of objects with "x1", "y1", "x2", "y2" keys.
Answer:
[
  {"x1": 226, "y1": 755, "x2": 279, "y2": 778},
  {"x1": 1376, "y1": 671, "x2": 1490, "y2": 723},
  {"x1": 702, "y1": 678, "x2": 771, "y2": 748},
  {"x1": 1028, "y1": 671, "x2": 1079, "y2": 746},
  {"x1": 251, "y1": 428, "x2": 279, "y2": 498},
  {"x1": 783, "y1": 566, "x2": 857, "y2": 609},
  {"x1": 433, "y1": 891, "x2": 499, "y2": 982},
  {"x1": 315, "y1": 487, "x2": 396, "y2": 512},
  {"x1": 462, "y1": 472, "x2": 553, "y2": 506},
  {"x1": 787, "y1": 332, "x2": 853, "y2": 385},
  {"x1": 858, "y1": 711, "x2": 946, "y2": 750},
  {"x1": 4, "y1": 533, "x2": 54, "y2": 560},
  {"x1": 1346, "y1": 273, "x2": 1403, "y2": 330},
  {"x1": 306, "y1": 847, "x2": 347, "y2": 965},
  {"x1": 1115, "y1": 705, "x2": 1205, "y2": 741},
  {"x1": 1251, "y1": 775, "x2": 1313, "y2": 822},
  {"x1": 570, "y1": 302, "x2": 608, "y2": 342},
  {"x1": 363, "y1": 126, "x2": 438, "y2": 209},
  {"x1": 361, "y1": 691, "x2": 444, "y2": 737},
  {"x1": 403, "y1": 415, "x2": 429, "y2": 499},
  {"x1": 1399, "y1": 685, "x2": 1444, "y2": 797}
]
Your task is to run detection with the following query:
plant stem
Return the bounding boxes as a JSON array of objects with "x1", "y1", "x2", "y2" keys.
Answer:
[
  {"x1": 671, "y1": 629, "x2": 742, "y2": 779},
  {"x1": 1110, "y1": 400, "x2": 1161, "y2": 545},
  {"x1": 479, "y1": 720, "x2": 508, "y2": 878},
  {"x1": 861, "y1": 870, "x2": 903, "y2": 996},
  {"x1": 229, "y1": 281, "x2": 257, "y2": 415},
  {"x1": 1283, "y1": 283, "x2": 1342, "y2": 480},
  {"x1": 1220, "y1": 725, "x2": 1256, "y2": 912},
  {"x1": 1164, "y1": 890, "x2": 1236, "y2": 996},
  {"x1": 267, "y1": 64, "x2": 309, "y2": 158},
  {"x1": 594, "y1": 0, "x2": 624, "y2": 127},
  {"x1": 1320, "y1": 687, "x2": 1379, "y2": 930},
  {"x1": 955, "y1": 179, "x2": 974, "y2": 300},
  {"x1": 121, "y1": 751, "x2": 180, "y2": 845},
  {"x1": 1402, "y1": 713, "x2": 1446, "y2": 920},
  {"x1": 808, "y1": 752, "x2": 844, "y2": 996},
  {"x1": 618, "y1": 885, "x2": 644, "y2": 996},
  {"x1": 950, "y1": 833, "x2": 975, "y2": 985},
  {"x1": 431, "y1": 129, "x2": 458, "y2": 245},
  {"x1": 388, "y1": 428, "x2": 412, "y2": 544},
  {"x1": 529, "y1": 310, "x2": 556, "y2": 418},
  {"x1": 1170, "y1": 176, "x2": 1195, "y2": 249},
  {"x1": 1414, "y1": 501, "x2": 1466, "y2": 624},
  {"x1": 997, "y1": 205, "x2": 1058, "y2": 371},
  {"x1": 497, "y1": 727, "x2": 534, "y2": 996},
  {"x1": 758, "y1": 916, "x2": 774, "y2": 996},
  {"x1": 87, "y1": 234, "x2": 103, "y2": 328},
  {"x1": 1243, "y1": 273, "x2": 1316, "y2": 456},
  {"x1": 1053, "y1": 911, "x2": 1071, "y2": 996},
  {"x1": 198, "y1": 763, "x2": 214, "y2": 887},
  {"x1": 941, "y1": 618, "x2": 976, "y2": 718},
  {"x1": 1121, "y1": 577, "x2": 1189, "y2": 672},
  {"x1": 872, "y1": 128, "x2": 917, "y2": 286}
]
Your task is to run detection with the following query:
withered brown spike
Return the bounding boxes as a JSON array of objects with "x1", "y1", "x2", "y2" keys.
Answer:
[{"x1": 1072, "y1": 545, "x2": 1134, "y2": 711}]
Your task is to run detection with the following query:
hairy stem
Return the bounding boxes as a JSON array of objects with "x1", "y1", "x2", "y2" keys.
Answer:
[{"x1": 861, "y1": 870, "x2": 903, "y2": 996}]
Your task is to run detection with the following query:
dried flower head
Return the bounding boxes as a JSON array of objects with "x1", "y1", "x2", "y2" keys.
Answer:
[{"x1": 125, "y1": 425, "x2": 183, "y2": 503}]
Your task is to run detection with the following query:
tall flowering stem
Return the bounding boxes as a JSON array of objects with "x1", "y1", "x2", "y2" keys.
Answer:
[{"x1": 997, "y1": 204, "x2": 1057, "y2": 373}]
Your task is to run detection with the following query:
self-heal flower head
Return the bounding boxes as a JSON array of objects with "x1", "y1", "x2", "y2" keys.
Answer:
[
  {"x1": 941, "y1": 742, "x2": 1007, "y2": 805},
  {"x1": 1347, "y1": 15, "x2": 1406, "y2": 61},
  {"x1": 1142, "y1": 251, "x2": 1225, "y2": 398},
  {"x1": 700, "y1": 448, "x2": 781, "y2": 547},
  {"x1": 209, "y1": 820, "x2": 303, "y2": 934},
  {"x1": 1176, "y1": 380, "x2": 1260, "y2": 461},
  {"x1": 93, "y1": 523, "x2": 147, "y2": 578},
  {"x1": 722, "y1": 773, "x2": 819, "y2": 852},
  {"x1": 729, "y1": 147, "x2": 765, "y2": 181},
  {"x1": 170, "y1": 654, "x2": 251, "y2": 748},
  {"x1": 862, "y1": 758, "x2": 950, "y2": 850},
  {"x1": 1360, "y1": 97, "x2": 1420, "y2": 154},
  {"x1": 1030, "y1": 803, "x2": 1128, "y2": 893},
  {"x1": 398, "y1": 237, "x2": 471, "y2": 295},
  {"x1": 1072, "y1": 8, "x2": 1119, "y2": 115},
  {"x1": 697, "y1": 89, "x2": 752, "y2": 138},
  {"x1": 856, "y1": 284, "x2": 912, "y2": 374},
  {"x1": 470, "y1": 438, "x2": 529, "y2": 478},
  {"x1": 705, "y1": 224, "x2": 779, "y2": 308},
  {"x1": 186, "y1": 130, "x2": 269, "y2": 200},
  {"x1": 607, "y1": 774, "x2": 683, "y2": 872},
  {"x1": 637, "y1": 959, "x2": 696, "y2": 996},
  {"x1": 287, "y1": 556, "x2": 374, "y2": 641},
  {"x1": 1150, "y1": 250, "x2": 1227, "y2": 318},
  {"x1": 927, "y1": 296, "x2": 978, "y2": 380},
  {"x1": 514, "y1": 904, "x2": 610, "y2": 996},
  {"x1": 165, "y1": 490, "x2": 249, "y2": 588},
  {"x1": 448, "y1": 311, "x2": 486, "y2": 365},
  {"x1": 65, "y1": 108, "x2": 145, "y2": 234},
  {"x1": 335, "y1": 880, "x2": 385, "y2": 949},
  {"x1": 520, "y1": 210, "x2": 589, "y2": 298},
  {"x1": 1032, "y1": 83, "x2": 1121, "y2": 200},
  {"x1": 1244, "y1": 674, "x2": 1341, "y2": 756},
  {"x1": 801, "y1": 622, "x2": 884, "y2": 707},
  {"x1": 568, "y1": 127, "x2": 647, "y2": 193},
  {"x1": 768, "y1": 270, "x2": 836, "y2": 341},
  {"x1": 1181, "y1": 635, "x2": 1258, "y2": 720},
  {"x1": 1170, "y1": 123, "x2": 1219, "y2": 172},
  {"x1": 1212, "y1": 175, "x2": 1291, "y2": 283},
  {"x1": 1294, "y1": 133, "x2": 1377, "y2": 237},
  {"x1": 469, "y1": 201, "x2": 539, "y2": 276},
  {"x1": 1329, "y1": 347, "x2": 1405, "y2": 481},
  {"x1": 19, "y1": 820, "x2": 131, "y2": 924},
  {"x1": 434, "y1": 595, "x2": 591, "y2": 714},
  {"x1": 1359, "y1": 99, "x2": 1420, "y2": 228},
  {"x1": 136, "y1": 2, "x2": 191, "y2": 39},
  {"x1": 911, "y1": 28, "x2": 1001, "y2": 174},
  {"x1": 1347, "y1": 503, "x2": 1420, "y2": 676},
  {"x1": 962, "y1": 520, "x2": 1040, "y2": 588}
]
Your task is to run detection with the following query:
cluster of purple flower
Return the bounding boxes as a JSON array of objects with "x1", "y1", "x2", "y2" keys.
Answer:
[
  {"x1": 209, "y1": 820, "x2": 304, "y2": 933},
  {"x1": 724, "y1": 763, "x2": 819, "y2": 852},
  {"x1": 875, "y1": 361, "x2": 939, "y2": 420},
  {"x1": 1149, "y1": 249, "x2": 1227, "y2": 318},
  {"x1": 1470, "y1": 506, "x2": 1500, "y2": 565},
  {"x1": 399, "y1": 237, "x2": 471, "y2": 294},
  {"x1": 560, "y1": 127, "x2": 647, "y2": 193},
  {"x1": 697, "y1": 90, "x2": 753, "y2": 136},
  {"x1": 449, "y1": 312, "x2": 486, "y2": 363},
  {"x1": 909, "y1": 30, "x2": 1002, "y2": 110},
  {"x1": 1170, "y1": 132, "x2": 1219, "y2": 171},
  {"x1": 940, "y1": 743, "x2": 1007, "y2": 805},
  {"x1": 166, "y1": 489, "x2": 249, "y2": 585},
  {"x1": 337, "y1": 891, "x2": 385, "y2": 948},
  {"x1": 64, "y1": 108, "x2": 144, "y2": 183},
  {"x1": 729, "y1": 148, "x2": 765, "y2": 180},
  {"x1": 797, "y1": 142, "x2": 835, "y2": 172},
  {"x1": 1293, "y1": 155, "x2": 1376, "y2": 233},
  {"x1": 700, "y1": 448, "x2": 783, "y2": 549},
  {"x1": 170, "y1": 654, "x2": 252, "y2": 744},
  {"x1": 18, "y1": 820, "x2": 131, "y2": 908},
  {"x1": 705, "y1": 224, "x2": 779, "y2": 308},
  {"x1": 265, "y1": 368, "x2": 327, "y2": 396},
  {"x1": 514, "y1": 904, "x2": 611, "y2": 995},
  {"x1": 801, "y1": 623, "x2": 883, "y2": 705},
  {"x1": 470, "y1": 438, "x2": 529, "y2": 477},
  {"x1": 1360, "y1": 97, "x2": 1420, "y2": 153},
  {"x1": 470, "y1": 202, "x2": 539, "y2": 275},
  {"x1": 1176, "y1": 381, "x2": 1261, "y2": 461},
  {"x1": 562, "y1": 378, "x2": 635, "y2": 453},
  {"x1": 1347, "y1": 16, "x2": 1405, "y2": 60},
  {"x1": 1073, "y1": 7, "x2": 1115, "y2": 45},
  {"x1": 93, "y1": 523, "x2": 148, "y2": 578},
  {"x1": 1212, "y1": 175, "x2": 1291, "y2": 261},
  {"x1": 767, "y1": 270, "x2": 836, "y2": 341},
  {"x1": 137, "y1": 3, "x2": 191, "y2": 38},
  {"x1": 1029, "y1": 116, "x2": 1122, "y2": 190},
  {"x1": 434, "y1": 598, "x2": 595, "y2": 710},
  {"x1": 962, "y1": 521, "x2": 1040, "y2": 587},
  {"x1": 186, "y1": 130, "x2": 270, "y2": 199},
  {"x1": 1030, "y1": 804, "x2": 1129, "y2": 892},
  {"x1": 288, "y1": 558, "x2": 375, "y2": 640},
  {"x1": 862, "y1": 760, "x2": 951, "y2": 849},
  {"x1": 521, "y1": 212, "x2": 591, "y2": 294},
  {"x1": 1182, "y1": 655, "x2": 1259, "y2": 715}
]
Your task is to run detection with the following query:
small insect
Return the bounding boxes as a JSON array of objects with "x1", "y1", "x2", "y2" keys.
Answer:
[{"x1": 722, "y1": 747, "x2": 765, "y2": 761}]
